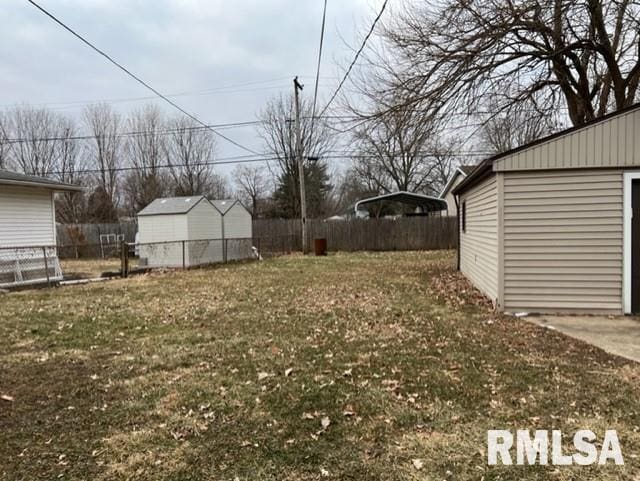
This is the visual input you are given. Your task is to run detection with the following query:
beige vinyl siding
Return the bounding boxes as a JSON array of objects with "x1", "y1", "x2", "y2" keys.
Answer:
[
  {"x1": 494, "y1": 109, "x2": 640, "y2": 172},
  {"x1": 0, "y1": 186, "x2": 55, "y2": 247},
  {"x1": 502, "y1": 170, "x2": 623, "y2": 313},
  {"x1": 459, "y1": 174, "x2": 499, "y2": 302}
]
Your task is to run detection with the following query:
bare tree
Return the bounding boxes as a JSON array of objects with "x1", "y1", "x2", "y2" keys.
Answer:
[
  {"x1": 232, "y1": 164, "x2": 270, "y2": 216},
  {"x1": 351, "y1": 108, "x2": 458, "y2": 196},
  {"x1": 165, "y1": 116, "x2": 220, "y2": 196},
  {"x1": 259, "y1": 94, "x2": 334, "y2": 218},
  {"x1": 83, "y1": 103, "x2": 121, "y2": 222},
  {"x1": 122, "y1": 104, "x2": 169, "y2": 213},
  {"x1": 0, "y1": 111, "x2": 11, "y2": 169},
  {"x1": 54, "y1": 117, "x2": 86, "y2": 224},
  {"x1": 6, "y1": 105, "x2": 60, "y2": 176},
  {"x1": 356, "y1": 0, "x2": 640, "y2": 127},
  {"x1": 480, "y1": 102, "x2": 562, "y2": 154}
]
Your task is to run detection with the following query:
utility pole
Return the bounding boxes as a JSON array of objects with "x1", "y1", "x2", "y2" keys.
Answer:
[{"x1": 293, "y1": 76, "x2": 308, "y2": 253}]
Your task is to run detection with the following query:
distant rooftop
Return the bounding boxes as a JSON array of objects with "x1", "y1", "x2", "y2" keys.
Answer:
[
  {"x1": 0, "y1": 169, "x2": 82, "y2": 191},
  {"x1": 137, "y1": 196, "x2": 207, "y2": 216}
]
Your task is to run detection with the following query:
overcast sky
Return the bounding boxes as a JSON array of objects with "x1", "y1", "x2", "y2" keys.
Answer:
[{"x1": 0, "y1": 0, "x2": 384, "y2": 177}]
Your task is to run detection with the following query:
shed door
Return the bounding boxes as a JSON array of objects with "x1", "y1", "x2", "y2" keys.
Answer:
[{"x1": 632, "y1": 180, "x2": 640, "y2": 313}]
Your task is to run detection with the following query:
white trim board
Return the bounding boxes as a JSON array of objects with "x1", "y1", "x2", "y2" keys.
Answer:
[{"x1": 623, "y1": 172, "x2": 640, "y2": 314}]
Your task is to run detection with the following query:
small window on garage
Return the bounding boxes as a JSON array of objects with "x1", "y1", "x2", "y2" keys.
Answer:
[{"x1": 461, "y1": 201, "x2": 466, "y2": 232}]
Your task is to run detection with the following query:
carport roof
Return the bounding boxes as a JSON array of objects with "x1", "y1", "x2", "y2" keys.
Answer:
[
  {"x1": 354, "y1": 191, "x2": 447, "y2": 214},
  {"x1": 137, "y1": 196, "x2": 208, "y2": 216}
]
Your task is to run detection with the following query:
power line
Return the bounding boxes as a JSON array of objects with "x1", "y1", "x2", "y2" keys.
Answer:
[
  {"x1": 3, "y1": 120, "x2": 265, "y2": 144},
  {"x1": 310, "y1": 0, "x2": 328, "y2": 136},
  {"x1": 26, "y1": 0, "x2": 260, "y2": 155},
  {"x1": 46, "y1": 150, "x2": 491, "y2": 176},
  {"x1": 317, "y1": 0, "x2": 388, "y2": 119}
]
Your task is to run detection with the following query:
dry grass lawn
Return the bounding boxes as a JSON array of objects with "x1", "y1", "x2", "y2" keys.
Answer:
[{"x1": 1, "y1": 251, "x2": 640, "y2": 480}]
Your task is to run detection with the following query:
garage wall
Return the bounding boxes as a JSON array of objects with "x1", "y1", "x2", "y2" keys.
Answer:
[
  {"x1": 460, "y1": 174, "x2": 499, "y2": 302},
  {"x1": 494, "y1": 108, "x2": 640, "y2": 172},
  {"x1": 503, "y1": 169, "x2": 623, "y2": 313}
]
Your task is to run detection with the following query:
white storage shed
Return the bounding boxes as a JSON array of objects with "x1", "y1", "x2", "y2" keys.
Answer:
[
  {"x1": 137, "y1": 196, "x2": 223, "y2": 267},
  {"x1": 0, "y1": 170, "x2": 82, "y2": 287},
  {"x1": 211, "y1": 200, "x2": 253, "y2": 261}
]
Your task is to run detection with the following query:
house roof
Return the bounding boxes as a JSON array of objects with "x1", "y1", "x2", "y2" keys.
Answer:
[
  {"x1": 210, "y1": 199, "x2": 237, "y2": 215},
  {"x1": 439, "y1": 165, "x2": 476, "y2": 198},
  {"x1": 0, "y1": 170, "x2": 82, "y2": 191},
  {"x1": 137, "y1": 196, "x2": 209, "y2": 216},
  {"x1": 452, "y1": 102, "x2": 640, "y2": 196},
  {"x1": 354, "y1": 191, "x2": 447, "y2": 214}
]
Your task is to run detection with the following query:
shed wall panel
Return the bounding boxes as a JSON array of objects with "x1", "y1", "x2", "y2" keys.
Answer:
[
  {"x1": 459, "y1": 174, "x2": 498, "y2": 302},
  {"x1": 186, "y1": 200, "x2": 223, "y2": 265},
  {"x1": 503, "y1": 169, "x2": 623, "y2": 313},
  {"x1": 223, "y1": 204, "x2": 252, "y2": 239}
]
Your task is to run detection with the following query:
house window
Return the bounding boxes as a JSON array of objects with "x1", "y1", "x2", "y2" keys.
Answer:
[{"x1": 461, "y1": 201, "x2": 466, "y2": 232}]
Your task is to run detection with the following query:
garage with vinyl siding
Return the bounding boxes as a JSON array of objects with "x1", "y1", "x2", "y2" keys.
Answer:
[{"x1": 453, "y1": 103, "x2": 640, "y2": 315}]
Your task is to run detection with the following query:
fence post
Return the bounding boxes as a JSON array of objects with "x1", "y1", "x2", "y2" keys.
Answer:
[
  {"x1": 42, "y1": 246, "x2": 51, "y2": 286},
  {"x1": 182, "y1": 241, "x2": 186, "y2": 269},
  {"x1": 120, "y1": 241, "x2": 129, "y2": 278},
  {"x1": 223, "y1": 239, "x2": 228, "y2": 263}
]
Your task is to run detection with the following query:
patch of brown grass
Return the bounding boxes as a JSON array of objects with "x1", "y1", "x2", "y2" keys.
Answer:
[{"x1": 1, "y1": 251, "x2": 640, "y2": 480}]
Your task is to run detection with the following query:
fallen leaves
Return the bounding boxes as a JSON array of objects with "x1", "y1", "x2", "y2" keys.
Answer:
[
  {"x1": 1, "y1": 394, "x2": 14, "y2": 402},
  {"x1": 320, "y1": 416, "x2": 331, "y2": 430}
]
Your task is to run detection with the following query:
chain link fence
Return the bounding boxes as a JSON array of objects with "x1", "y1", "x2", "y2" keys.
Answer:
[
  {"x1": 0, "y1": 246, "x2": 62, "y2": 288},
  {"x1": 0, "y1": 235, "x2": 298, "y2": 289},
  {"x1": 121, "y1": 236, "x2": 294, "y2": 277}
]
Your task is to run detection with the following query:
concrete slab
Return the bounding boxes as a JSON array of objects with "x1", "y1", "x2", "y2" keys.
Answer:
[{"x1": 524, "y1": 315, "x2": 640, "y2": 363}]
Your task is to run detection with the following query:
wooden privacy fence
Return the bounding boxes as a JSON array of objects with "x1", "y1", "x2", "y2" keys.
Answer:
[
  {"x1": 56, "y1": 217, "x2": 457, "y2": 258},
  {"x1": 56, "y1": 223, "x2": 137, "y2": 259},
  {"x1": 253, "y1": 217, "x2": 458, "y2": 252}
]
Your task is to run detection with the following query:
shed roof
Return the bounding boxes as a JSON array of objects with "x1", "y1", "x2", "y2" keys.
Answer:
[
  {"x1": 354, "y1": 191, "x2": 447, "y2": 214},
  {"x1": 453, "y1": 102, "x2": 640, "y2": 196},
  {"x1": 211, "y1": 199, "x2": 237, "y2": 215},
  {"x1": 0, "y1": 170, "x2": 82, "y2": 191},
  {"x1": 137, "y1": 196, "x2": 209, "y2": 216}
]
